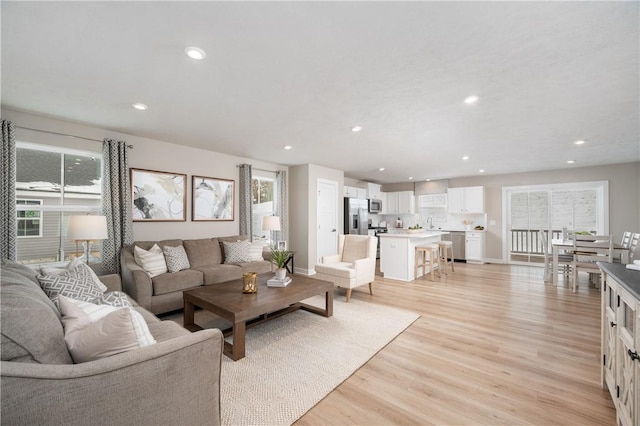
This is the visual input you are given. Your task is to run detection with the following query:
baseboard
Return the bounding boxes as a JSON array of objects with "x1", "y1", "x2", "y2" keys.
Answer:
[
  {"x1": 484, "y1": 257, "x2": 505, "y2": 264},
  {"x1": 294, "y1": 267, "x2": 314, "y2": 276}
]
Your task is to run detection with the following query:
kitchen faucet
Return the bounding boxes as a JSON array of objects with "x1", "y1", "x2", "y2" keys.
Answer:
[{"x1": 427, "y1": 217, "x2": 433, "y2": 229}]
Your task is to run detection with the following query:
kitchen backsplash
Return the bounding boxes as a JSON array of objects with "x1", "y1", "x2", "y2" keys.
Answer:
[{"x1": 374, "y1": 212, "x2": 486, "y2": 230}]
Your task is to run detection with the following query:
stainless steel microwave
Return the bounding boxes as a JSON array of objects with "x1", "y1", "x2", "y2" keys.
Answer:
[{"x1": 369, "y1": 199, "x2": 382, "y2": 213}]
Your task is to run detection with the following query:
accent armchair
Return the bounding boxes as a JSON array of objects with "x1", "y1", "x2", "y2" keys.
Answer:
[{"x1": 314, "y1": 234, "x2": 377, "y2": 302}]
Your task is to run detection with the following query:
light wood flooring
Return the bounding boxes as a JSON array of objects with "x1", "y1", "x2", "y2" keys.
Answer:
[{"x1": 295, "y1": 262, "x2": 616, "y2": 425}]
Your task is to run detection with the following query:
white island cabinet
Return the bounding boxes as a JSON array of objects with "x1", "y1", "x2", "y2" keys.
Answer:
[{"x1": 379, "y1": 231, "x2": 448, "y2": 281}]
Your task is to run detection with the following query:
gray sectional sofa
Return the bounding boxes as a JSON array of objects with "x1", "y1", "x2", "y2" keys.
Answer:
[
  {"x1": 0, "y1": 259, "x2": 223, "y2": 426},
  {"x1": 121, "y1": 235, "x2": 273, "y2": 315}
]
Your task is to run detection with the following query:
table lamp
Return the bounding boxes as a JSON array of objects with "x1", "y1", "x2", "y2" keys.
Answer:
[
  {"x1": 262, "y1": 215, "x2": 280, "y2": 249},
  {"x1": 67, "y1": 215, "x2": 108, "y2": 264}
]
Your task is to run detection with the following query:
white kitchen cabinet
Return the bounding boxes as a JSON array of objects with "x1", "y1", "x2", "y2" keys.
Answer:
[
  {"x1": 367, "y1": 183, "x2": 382, "y2": 200},
  {"x1": 465, "y1": 231, "x2": 485, "y2": 263},
  {"x1": 384, "y1": 191, "x2": 415, "y2": 214},
  {"x1": 344, "y1": 186, "x2": 366, "y2": 199},
  {"x1": 600, "y1": 263, "x2": 640, "y2": 426},
  {"x1": 447, "y1": 186, "x2": 485, "y2": 213}
]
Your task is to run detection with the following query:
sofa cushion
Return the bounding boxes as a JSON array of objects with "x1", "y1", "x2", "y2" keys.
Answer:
[
  {"x1": 58, "y1": 296, "x2": 156, "y2": 363},
  {"x1": 152, "y1": 269, "x2": 204, "y2": 296},
  {"x1": 134, "y1": 244, "x2": 168, "y2": 277},
  {"x1": 196, "y1": 264, "x2": 244, "y2": 285},
  {"x1": 239, "y1": 260, "x2": 273, "y2": 274},
  {"x1": 147, "y1": 320, "x2": 190, "y2": 343},
  {"x1": 184, "y1": 238, "x2": 222, "y2": 267},
  {"x1": 1, "y1": 260, "x2": 73, "y2": 364},
  {"x1": 315, "y1": 262, "x2": 357, "y2": 279},
  {"x1": 222, "y1": 240, "x2": 251, "y2": 263},
  {"x1": 163, "y1": 245, "x2": 191, "y2": 272}
]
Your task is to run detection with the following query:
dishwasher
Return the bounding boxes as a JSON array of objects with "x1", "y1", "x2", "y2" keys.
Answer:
[{"x1": 442, "y1": 231, "x2": 466, "y2": 261}]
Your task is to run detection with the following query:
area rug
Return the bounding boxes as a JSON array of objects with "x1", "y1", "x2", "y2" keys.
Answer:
[{"x1": 164, "y1": 296, "x2": 419, "y2": 426}]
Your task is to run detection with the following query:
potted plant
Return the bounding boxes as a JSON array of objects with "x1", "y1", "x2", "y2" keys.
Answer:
[{"x1": 269, "y1": 249, "x2": 292, "y2": 280}]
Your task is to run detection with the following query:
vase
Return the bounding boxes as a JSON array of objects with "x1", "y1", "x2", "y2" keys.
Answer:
[{"x1": 275, "y1": 268, "x2": 287, "y2": 280}]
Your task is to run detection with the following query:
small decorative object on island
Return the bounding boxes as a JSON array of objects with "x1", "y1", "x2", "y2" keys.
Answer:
[
  {"x1": 242, "y1": 272, "x2": 258, "y2": 294},
  {"x1": 269, "y1": 249, "x2": 292, "y2": 280},
  {"x1": 462, "y1": 219, "x2": 474, "y2": 230}
]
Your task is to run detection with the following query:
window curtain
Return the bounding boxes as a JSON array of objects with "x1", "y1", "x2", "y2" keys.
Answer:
[
  {"x1": 1, "y1": 120, "x2": 17, "y2": 260},
  {"x1": 275, "y1": 170, "x2": 288, "y2": 244},
  {"x1": 238, "y1": 164, "x2": 253, "y2": 239},
  {"x1": 101, "y1": 138, "x2": 133, "y2": 274}
]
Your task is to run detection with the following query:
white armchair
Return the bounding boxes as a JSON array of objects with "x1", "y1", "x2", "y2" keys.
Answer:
[{"x1": 314, "y1": 234, "x2": 377, "y2": 302}]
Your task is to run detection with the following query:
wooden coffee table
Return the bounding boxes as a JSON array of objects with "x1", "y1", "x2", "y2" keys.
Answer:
[{"x1": 183, "y1": 273, "x2": 333, "y2": 360}]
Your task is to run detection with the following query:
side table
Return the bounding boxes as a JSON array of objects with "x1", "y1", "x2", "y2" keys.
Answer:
[{"x1": 284, "y1": 252, "x2": 295, "y2": 273}]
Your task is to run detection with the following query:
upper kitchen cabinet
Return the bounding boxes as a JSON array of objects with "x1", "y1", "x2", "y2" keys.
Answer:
[
  {"x1": 447, "y1": 186, "x2": 485, "y2": 213},
  {"x1": 367, "y1": 183, "x2": 382, "y2": 200},
  {"x1": 385, "y1": 191, "x2": 415, "y2": 214},
  {"x1": 344, "y1": 185, "x2": 366, "y2": 199}
]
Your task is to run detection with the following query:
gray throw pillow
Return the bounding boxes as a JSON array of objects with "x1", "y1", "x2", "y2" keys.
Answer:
[
  {"x1": 163, "y1": 245, "x2": 191, "y2": 273},
  {"x1": 223, "y1": 240, "x2": 250, "y2": 264},
  {"x1": 38, "y1": 273, "x2": 104, "y2": 307}
]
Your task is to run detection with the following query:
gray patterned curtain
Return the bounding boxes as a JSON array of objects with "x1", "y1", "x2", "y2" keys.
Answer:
[
  {"x1": 1, "y1": 120, "x2": 17, "y2": 260},
  {"x1": 101, "y1": 139, "x2": 133, "y2": 274},
  {"x1": 275, "y1": 170, "x2": 288, "y2": 244},
  {"x1": 238, "y1": 164, "x2": 253, "y2": 239}
]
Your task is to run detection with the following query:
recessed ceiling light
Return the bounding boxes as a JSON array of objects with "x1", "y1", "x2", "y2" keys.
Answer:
[
  {"x1": 464, "y1": 95, "x2": 479, "y2": 104},
  {"x1": 479, "y1": 169, "x2": 485, "y2": 173},
  {"x1": 185, "y1": 46, "x2": 206, "y2": 60},
  {"x1": 566, "y1": 160, "x2": 576, "y2": 164},
  {"x1": 351, "y1": 126, "x2": 363, "y2": 132},
  {"x1": 283, "y1": 145, "x2": 292, "y2": 150},
  {"x1": 462, "y1": 156, "x2": 470, "y2": 160},
  {"x1": 132, "y1": 103, "x2": 148, "y2": 110},
  {"x1": 574, "y1": 140, "x2": 586, "y2": 145},
  {"x1": 426, "y1": 179, "x2": 431, "y2": 182},
  {"x1": 408, "y1": 177, "x2": 413, "y2": 180},
  {"x1": 379, "y1": 167, "x2": 385, "y2": 171}
]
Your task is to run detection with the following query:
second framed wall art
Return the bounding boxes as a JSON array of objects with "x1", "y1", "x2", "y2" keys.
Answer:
[{"x1": 192, "y1": 175, "x2": 234, "y2": 221}]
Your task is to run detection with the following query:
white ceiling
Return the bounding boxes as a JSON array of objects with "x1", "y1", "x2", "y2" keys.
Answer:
[{"x1": 2, "y1": 1, "x2": 638, "y2": 184}]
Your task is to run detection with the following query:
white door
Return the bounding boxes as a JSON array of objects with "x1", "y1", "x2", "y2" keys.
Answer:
[{"x1": 317, "y1": 179, "x2": 338, "y2": 264}]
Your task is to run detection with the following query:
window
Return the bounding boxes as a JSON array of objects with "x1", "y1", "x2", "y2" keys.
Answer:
[
  {"x1": 15, "y1": 142, "x2": 102, "y2": 265},
  {"x1": 16, "y1": 199, "x2": 43, "y2": 237},
  {"x1": 252, "y1": 174, "x2": 276, "y2": 245}
]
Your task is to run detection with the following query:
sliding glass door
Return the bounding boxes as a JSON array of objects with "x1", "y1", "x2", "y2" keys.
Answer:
[{"x1": 504, "y1": 181, "x2": 608, "y2": 265}]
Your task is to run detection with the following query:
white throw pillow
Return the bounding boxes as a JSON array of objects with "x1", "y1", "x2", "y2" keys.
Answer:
[
  {"x1": 134, "y1": 244, "x2": 168, "y2": 277},
  {"x1": 223, "y1": 240, "x2": 250, "y2": 264},
  {"x1": 41, "y1": 259, "x2": 108, "y2": 292},
  {"x1": 247, "y1": 242, "x2": 265, "y2": 261},
  {"x1": 163, "y1": 245, "x2": 191, "y2": 273},
  {"x1": 58, "y1": 295, "x2": 156, "y2": 363}
]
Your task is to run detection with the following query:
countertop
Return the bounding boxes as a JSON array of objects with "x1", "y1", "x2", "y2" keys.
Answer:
[
  {"x1": 599, "y1": 262, "x2": 640, "y2": 299},
  {"x1": 378, "y1": 230, "x2": 449, "y2": 238}
]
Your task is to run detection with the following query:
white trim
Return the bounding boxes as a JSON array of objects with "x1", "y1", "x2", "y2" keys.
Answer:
[{"x1": 17, "y1": 140, "x2": 101, "y2": 157}]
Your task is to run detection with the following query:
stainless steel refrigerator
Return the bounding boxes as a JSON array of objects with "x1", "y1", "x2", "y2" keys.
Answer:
[{"x1": 344, "y1": 198, "x2": 369, "y2": 235}]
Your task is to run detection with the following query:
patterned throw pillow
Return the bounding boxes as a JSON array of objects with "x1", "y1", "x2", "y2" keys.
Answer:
[
  {"x1": 163, "y1": 245, "x2": 191, "y2": 273},
  {"x1": 223, "y1": 240, "x2": 250, "y2": 264},
  {"x1": 41, "y1": 260, "x2": 108, "y2": 293},
  {"x1": 38, "y1": 273, "x2": 104, "y2": 307},
  {"x1": 58, "y1": 295, "x2": 156, "y2": 363},
  {"x1": 96, "y1": 291, "x2": 133, "y2": 307},
  {"x1": 247, "y1": 243, "x2": 265, "y2": 261},
  {"x1": 134, "y1": 244, "x2": 168, "y2": 277}
]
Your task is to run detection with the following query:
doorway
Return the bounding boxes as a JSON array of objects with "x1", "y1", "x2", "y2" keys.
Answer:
[{"x1": 317, "y1": 179, "x2": 338, "y2": 264}]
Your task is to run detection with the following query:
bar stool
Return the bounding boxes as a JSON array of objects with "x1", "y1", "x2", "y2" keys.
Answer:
[
  {"x1": 438, "y1": 240, "x2": 455, "y2": 274},
  {"x1": 414, "y1": 244, "x2": 441, "y2": 281}
]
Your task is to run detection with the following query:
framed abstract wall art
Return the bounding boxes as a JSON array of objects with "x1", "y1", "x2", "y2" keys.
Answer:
[
  {"x1": 192, "y1": 175, "x2": 234, "y2": 221},
  {"x1": 131, "y1": 168, "x2": 186, "y2": 221}
]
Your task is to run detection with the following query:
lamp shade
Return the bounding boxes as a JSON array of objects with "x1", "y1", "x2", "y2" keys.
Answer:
[
  {"x1": 262, "y1": 216, "x2": 281, "y2": 231},
  {"x1": 67, "y1": 215, "x2": 108, "y2": 240}
]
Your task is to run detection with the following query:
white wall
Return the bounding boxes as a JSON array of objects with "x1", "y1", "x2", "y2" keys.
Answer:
[{"x1": 3, "y1": 109, "x2": 287, "y2": 242}]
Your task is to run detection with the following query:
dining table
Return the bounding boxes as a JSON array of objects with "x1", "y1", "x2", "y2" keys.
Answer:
[{"x1": 551, "y1": 238, "x2": 630, "y2": 286}]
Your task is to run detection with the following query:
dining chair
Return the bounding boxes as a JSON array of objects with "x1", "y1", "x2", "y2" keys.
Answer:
[
  {"x1": 540, "y1": 231, "x2": 572, "y2": 282},
  {"x1": 629, "y1": 233, "x2": 640, "y2": 262},
  {"x1": 613, "y1": 231, "x2": 633, "y2": 263},
  {"x1": 572, "y1": 234, "x2": 613, "y2": 293}
]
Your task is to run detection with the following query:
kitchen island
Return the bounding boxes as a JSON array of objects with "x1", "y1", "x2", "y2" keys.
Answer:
[{"x1": 379, "y1": 231, "x2": 449, "y2": 281}]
